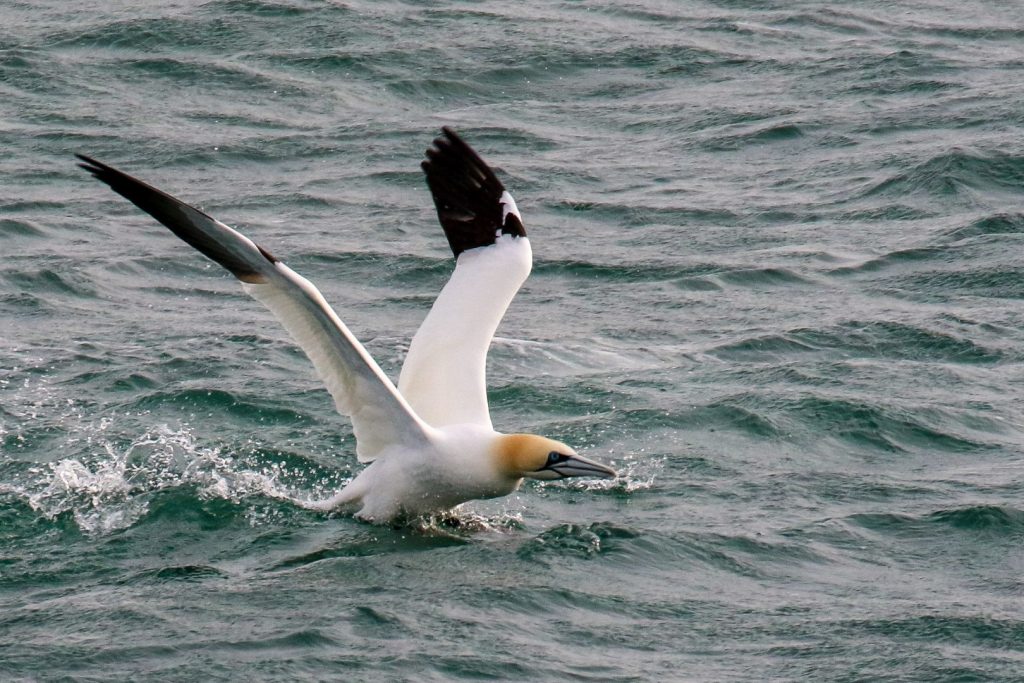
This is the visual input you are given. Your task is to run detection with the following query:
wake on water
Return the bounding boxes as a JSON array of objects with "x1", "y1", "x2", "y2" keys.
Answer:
[{"x1": 3, "y1": 414, "x2": 654, "y2": 536}]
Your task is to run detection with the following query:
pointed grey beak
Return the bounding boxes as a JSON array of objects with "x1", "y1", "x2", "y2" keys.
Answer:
[{"x1": 543, "y1": 453, "x2": 617, "y2": 480}]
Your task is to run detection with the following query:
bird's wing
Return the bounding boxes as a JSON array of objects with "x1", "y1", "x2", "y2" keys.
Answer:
[
  {"x1": 77, "y1": 154, "x2": 432, "y2": 463},
  {"x1": 398, "y1": 128, "x2": 532, "y2": 429}
]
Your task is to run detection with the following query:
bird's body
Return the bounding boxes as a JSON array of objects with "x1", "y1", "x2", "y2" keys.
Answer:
[
  {"x1": 78, "y1": 128, "x2": 616, "y2": 523},
  {"x1": 319, "y1": 424, "x2": 519, "y2": 521}
]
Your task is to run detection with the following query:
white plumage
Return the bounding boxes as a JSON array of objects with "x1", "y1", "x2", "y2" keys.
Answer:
[
  {"x1": 399, "y1": 234, "x2": 532, "y2": 430},
  {"x1": 77, "y1": 128, "x2": 616, "y2": 523}
]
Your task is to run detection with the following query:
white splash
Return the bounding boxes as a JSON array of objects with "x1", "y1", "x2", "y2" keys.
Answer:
[{"x1": 14, "y1": 422, "x2": 341, "y2": 536}]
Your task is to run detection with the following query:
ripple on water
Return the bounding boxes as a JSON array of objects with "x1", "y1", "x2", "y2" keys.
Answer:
[
  {"x1": 885, "y1": 266, "x2": 1024, "y2": 300},
  {"x1": 780, "y1": 394, "x2": 994, "y2": 454},
  {"x1": 848, "y1": 504, "x2": 1024, "y2": 538},
  {"x1": 707, "y1": 319, "x2": 1004, "y2": 364},
  {"x1": 829, "y1": 246, "x2": 948, "y2": 276},
  {"x1": 705, "y1": 266, "x2": 817, "y2": 289},
  {"x1": 788, "y1": 320, "x2": 1003, "y2": 364},
  {"x1": 862, "y1": 148, "x2": 1024, "y2": 201},
  {"x1": 0, "y1": 218, "x2": 47, "y2": 238},
  {"x1": 841, "y1": 613, "x2": 1024, "y2": 649},
  {"x1": 514, "y1": 522, "x2": 823, "y2": 580},
  {"x1": 533, "y1": 259, "x2": 708, "y2": 283},
  {"x1": 4, "y1": 268, "x2": 97, "y2": 298},
  {"x1": 699, "y1": 122, "x2": 806, "y2": 152},
  {"x1": 547, "y1": 201, "x2": 740, "y2": 228},
  {"x1": 132, "y1": 388, "x2": 315, "y2": 426},
  {"x1": 927, "y1": 505, "x2": 1024, "y2": 531},
  {"x1": 121, "y1": 564, "x2": 228, "y2": 584},
  {"x1": 943, "y1": 212, "x2": 1024, "y2": 241},
  {"x1": 120, "y1": 56, "x2": 305, "y2": 94}
]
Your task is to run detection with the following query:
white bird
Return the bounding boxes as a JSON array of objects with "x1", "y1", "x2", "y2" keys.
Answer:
[{"x1": 77, "y1": 128, "x2": 616, "y2": 523}]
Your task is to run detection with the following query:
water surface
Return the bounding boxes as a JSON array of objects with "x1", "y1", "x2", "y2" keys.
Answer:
[{"x1": 2, "y1": 1, "x2": 1023, "y2": 680}]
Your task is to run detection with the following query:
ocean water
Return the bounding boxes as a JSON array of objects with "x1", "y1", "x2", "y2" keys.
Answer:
[{"x1": 2, "y1": 0, "x2": 1023, "y2": 680}]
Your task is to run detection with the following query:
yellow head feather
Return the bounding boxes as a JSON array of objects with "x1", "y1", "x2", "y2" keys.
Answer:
[{"x1": 493, "y1": 433, "x2": 576, "y2": 477}]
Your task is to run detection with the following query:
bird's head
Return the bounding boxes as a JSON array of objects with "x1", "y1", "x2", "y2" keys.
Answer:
[{"x1": 494, "y1": 434, "x2": 617, "y2": 481}]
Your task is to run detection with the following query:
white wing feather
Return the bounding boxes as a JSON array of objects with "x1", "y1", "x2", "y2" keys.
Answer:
[
  {"x1": 398, "y1": 236, "x2": 532, "y2": 428},
  {"x1": 408, "y1": 129, "x2": 533, "y2": 429},
  {"x1": 77, "y1": 154, "x2": 432, "y2": 463},
  {"x1": 243, "y1": 264, "x2": 432, "y2": 462}
]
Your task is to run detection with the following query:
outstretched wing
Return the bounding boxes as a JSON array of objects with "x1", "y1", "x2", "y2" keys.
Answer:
[
  {"x1": 398, "y1": 128, "x2": 532, "y2": 429},
  {"x1": 77, "y1": 154, "x2": 432, "y2": 463}
]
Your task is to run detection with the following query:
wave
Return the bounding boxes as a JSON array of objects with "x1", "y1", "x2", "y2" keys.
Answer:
[
  {"x1": 928, "y1": 505, "x2": 1024, "y2": 530},
  {"x1": 708, "y1": 266, "x2": 815, "y2": 288},
  {"x1": 709, "y1": 320, "x2": 1002, "y2": 364},
  {"x1": 533, "y1": 259, "x2": 707, "y2": 283},
  {"x1": 862, "y1": 148, "x2": 1024, "y2": 200},
  {"x1": 700, "y1": 122, "x2": 806, "y2": 152},
  {"x1": 783, "y1": 395, "x2": 994, "y2": 453},
  {"x1": 943, "y1": 213, "x2": 1024, "y2": 241},
  {"x1": 131, "y1": 389, "x2": 314, "y2": 425},
  {"x1": 892, "y1": 267, "x2": 1024, "y2": 300},
  {"x1": 4, "y1": 268, "x2": 96, "y2": 299},
  {"x1": 516, "y1": 523, "x2": 830, "y2": 581},
  {"x1": 791, "y1": 320, "x2": 1002, "y2": 363},
  {"x1": 0, "y1": 218, "x2": 47, "y2": 238},
  {"x1": 829, "y1": 246, "x2": 947, "y2": 275},
  {"x1": 848, "y1": 504, "x2": 1024, "y2": 536},
  {"x1": 843, "y1": 613, "x2": 1024, "y2": 654},
  {"x1": 533, "y1": 260, "x2": 817, "y2": 291},
  {"x1": 547, "y1": 200, "x2": 739, "y2": 228},
  {"x1": 634, "y1": 402, "x2": 785, "y2": 439}
]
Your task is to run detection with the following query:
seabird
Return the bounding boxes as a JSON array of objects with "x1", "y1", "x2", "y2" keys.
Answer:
[{"x1": 76, "y1": 128, "x2": 616, "y2": 523}]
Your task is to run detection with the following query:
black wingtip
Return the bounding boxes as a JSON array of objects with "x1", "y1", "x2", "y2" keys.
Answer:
[
  {"x1": 75, "y1": 154, "x2": 271, "y2": 282},
  {"x1": 421, "y1": 128, "x2": 526, "y2": 259},
  {"x1": 440, "y1": 126, "x2": 462, "y2": 143},
  {"x1": 76, "y1": 153, "x2": 104, "y2": 177}
]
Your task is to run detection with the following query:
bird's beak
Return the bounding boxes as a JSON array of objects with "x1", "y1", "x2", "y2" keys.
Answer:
[{"x1": 534, "y1": 453, "x2": 617, "y2": 480}]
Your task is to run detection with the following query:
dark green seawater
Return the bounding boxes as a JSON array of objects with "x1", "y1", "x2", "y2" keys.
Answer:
[{"x1": 3, "y1": 1, "x2": 1023, "y2": 680}]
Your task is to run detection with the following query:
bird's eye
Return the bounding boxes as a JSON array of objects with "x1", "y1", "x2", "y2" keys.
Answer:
[{"x1": 547, "y1": 451, "x2": 560, "y2": 465}]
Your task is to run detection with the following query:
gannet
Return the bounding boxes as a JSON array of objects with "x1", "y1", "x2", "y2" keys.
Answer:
[{"x1": 77, "y1": 127, "x2": 616, "y2": 523}]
